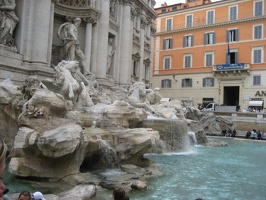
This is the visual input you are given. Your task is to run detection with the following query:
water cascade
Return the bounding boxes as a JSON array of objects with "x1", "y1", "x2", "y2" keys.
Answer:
[{"x1": 96, "y1": 135, "x2": 119, "y2": 167}]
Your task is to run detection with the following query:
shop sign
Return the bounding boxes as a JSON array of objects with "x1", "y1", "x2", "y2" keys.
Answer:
[
  {"x1": 255, "y1": 91, "x2": 266, "y2": 97},
  {"x1": 215, "y1": 63, "x2": 244, "y2": 70}
]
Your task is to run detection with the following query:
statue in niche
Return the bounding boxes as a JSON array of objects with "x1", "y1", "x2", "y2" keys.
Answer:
[
  {"x1": 58, "y1": 17, "x2": 90, "y2": 75},
  {"x1": 106, "y1": 37, "x2": 115, "y2": 75},
  {"x1": 0, "y1": 0, "x2": 19, "y2": 49},
  {"x1": 109, "y1": 0, "x2": 117, "y2": 18}
]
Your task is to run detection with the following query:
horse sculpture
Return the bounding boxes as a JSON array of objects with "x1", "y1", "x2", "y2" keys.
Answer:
[
  {"x1": 126, "y1": 82, "x2": 160, "y2": 116},
  {"x1": 53, "y1": 60, "x2": 94, "y2": 107}
]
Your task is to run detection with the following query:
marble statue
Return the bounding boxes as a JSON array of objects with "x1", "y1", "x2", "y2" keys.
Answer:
[
  {"x1": 53, "y1": 60, "x2": 94, "y2": 107},
  {"x1": 58, "y1": 17, "x2": 88, "y2": 74},
  {"x1": 107, "y1": 37, "x2": 115, "y2": 74},
  {"x1": 0, "y1": 0, "x2": 19, "y2": 48}
]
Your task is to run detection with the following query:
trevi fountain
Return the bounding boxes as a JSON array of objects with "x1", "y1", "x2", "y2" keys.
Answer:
[{"x1": 0, "y1": 0, "x2": 236, "y2": 199}]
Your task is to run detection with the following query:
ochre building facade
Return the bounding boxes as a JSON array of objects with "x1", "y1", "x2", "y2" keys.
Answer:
[{"x1": 153, "y1": 0, "x2": 266, "y2": 110}]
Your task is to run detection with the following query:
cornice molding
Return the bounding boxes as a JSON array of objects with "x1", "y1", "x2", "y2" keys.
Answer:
[{"x1": 156, "y1": 16, "x2": 266, "y2": 36}]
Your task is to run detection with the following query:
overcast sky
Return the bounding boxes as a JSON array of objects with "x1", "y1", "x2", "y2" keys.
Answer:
[{"x1": 154, "y1": 0, "x2": 221, "y2": 8}]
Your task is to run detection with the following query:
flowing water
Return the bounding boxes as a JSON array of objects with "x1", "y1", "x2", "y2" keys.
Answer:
[
  {"x1": 4, "y1": 137, "x2": 266, "y2": 200},
  {"x1": 94, "y1": 137, "x2": 266, "y2": 200}
]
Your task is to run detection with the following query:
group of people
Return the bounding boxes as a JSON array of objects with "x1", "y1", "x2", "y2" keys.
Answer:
[
  {"x1": 0, "y1": 139, "x2": 129, "y2": 200},
  {"x1": 246, "y1": 129, "x2": 266, "y2": 140},
  {"x1": 221, "y1": 129, "x2": 237, "y2": 137}
]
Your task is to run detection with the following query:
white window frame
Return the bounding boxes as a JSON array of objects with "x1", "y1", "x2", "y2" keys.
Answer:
[
  {"x1": 229, "y1": 5, "x2": 238, "y2": 21},
  {"x1": 252, "y1": 46, "x2": 264, "y2": 64},
  {"x1": 166, "y1": 18, "x2": 173, "y2": 31},
  {"x1": 253, "y1": 24, "x2": 263, "y2": 39},
  {"x1": 161, "y1": 79, "x2": 171, "y2": 88},
  {"x1": 184, "y1": 35, "x2": 193, "y2": 47},
  {"x1": 206, "y1": 32, "x2": 214, "y2": 45},
  {"x1": 203, "y1": 77, "x2": 214, "y2": 87},
  {"x1": 205, "y1": 52, "x2": 214, "y2": 67},
  {"x1": 254, "y1": 0, "x2": 264, "y2": 17},
  {"x1": 183, "y1": 54, "x2": 192, "y2": 68},
  {"x1": 186, "y1": 14, "x2": 193, "y2": 28},
  {"x1": 227, "y1": 29, "x2": 238, "y2": 42},
  {"x1": 163, "y1": 38, "x2": 173, "y2": 50},
  {"x1": 164, "y1": 56, "x2": 172, "y2": 70},
  {"x1": 144, "y1": 64, "x2": 149, "y2": 80},
  {"x1": 253, "y1": 75, "x2": 261, "y2": 85},
  {"x1": 206, "y1": 10, "x2": 215, "y2": 25}
]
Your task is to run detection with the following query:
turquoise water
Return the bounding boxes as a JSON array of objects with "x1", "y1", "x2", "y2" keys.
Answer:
[
  {"x1": 4, "y1": 137, "x2": 266, "y2": 200},
  {"x1": 96, "y1": 137, "x2": 266, "y2": 200}
]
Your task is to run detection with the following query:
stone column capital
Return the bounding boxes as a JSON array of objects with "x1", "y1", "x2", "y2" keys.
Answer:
[
  {"x1": 150, "y1": 23, "x2": 156, "y2": 36},
  {"x1": 140, "y1": 15, "x2": 148, "y2": 29},
  {"x1": 130, "y1": 7, "x2": 138, "y2": 21},
  {"x1": 119, "y1": 0, "x2": 134, "y2": 6},
  {"x1": 83, "y1": 15, "x2": 97, "y2": 24}
]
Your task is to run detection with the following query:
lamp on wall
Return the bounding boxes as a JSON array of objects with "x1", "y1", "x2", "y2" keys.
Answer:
[{"x1": 173, "y1": 75, "x2": 178, "y2": 82}]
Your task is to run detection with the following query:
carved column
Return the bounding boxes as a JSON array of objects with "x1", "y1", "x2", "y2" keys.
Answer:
[
  {"x1": 83, "y1": 16, "x2": 97, "y2": 74},
  {"x1": 17, "y1": 0, "x2": 56, "y2": 66},
  {"x1": 119, "y1": 0, "x2": 134, "y2": 85},
  {"x1": 139, "y1": 15, "x2": 147, "y2": 81},
  {"x1": 95, "y1": 0, "x2": 110, "y2": 79}
]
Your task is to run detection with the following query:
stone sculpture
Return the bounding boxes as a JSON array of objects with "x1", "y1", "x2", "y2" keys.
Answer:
[
  {"x1": 53, "y1": 60, "x2": 94, "y2": 108},
  {"x1": 125, "y1": 82, "x2": 160, "y2": 116},
  {"x1": 0, "y1": 0, "x2": 19, "y2": 50},
  {"x1": 107, "y1": 37, "x2": 115, "y2": 74},
  {"x1": 58, "y1": 17, "x2": 88, "y2": 74}
]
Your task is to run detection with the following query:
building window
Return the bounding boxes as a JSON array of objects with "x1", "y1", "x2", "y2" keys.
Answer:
[
  {"x1": 163, "y1": 38, "x2": 173, "y2": 50},
  {"x1": 132, "y1": 60, "x2": 139, "y2": 76},
  {"x1": 254, "y1": 1, "x2": 263, "y2": 16},
  {"x1": 172, "y1": 6, "x2": 177, "y2": 11},
  {"x1": 253, "y1": 75, "x2": 261, "y2": 85},
  {"x1": 182, "y1": 78, "x2": 192, "y2": 87},
  {"x1": 252, "y1": 47, "x2": 263, "y2": 63},
  {"x1": 164, "y1": 56, "x2": 171, "y2": 69},
  {"x1": 204, "y1": 32, "x2": 215, "y2": 45},
  {"x1": 205, "y1": 52, "x2": 213, "y2": 67},
  {"x1": 254, "y1": 25, "x2": 263, "y2": 39},
  {"x1": 203, "y1": 78, "x2": 214, "y2": 87},
  {"x1": 207, "y1": 10, "x2": 214, "y2": 24},
  {"x1": 184, "y1": 54, "x2": 192, "y2": 68},
  {"x1": 186, "y1": 14, "x2": 193, "y2": 28},
  {"x1": 226, "y1": 29, "x2": 239, "y2": 42},
  {"x1": 144, "y1": 64, "x2": 149, "y2": 80},
  {"x1": 226, "y1": 51, "x2": 238, "y2": 64},
  {"x1": 183, "y1": 35, "x2": 194, "y2": 47},
  {"x1": 162, "y1": 9, "x2": 166, "y2": 13},
  {"x1": 134, "y1": 15, "x2": 139, "y2": 30},
  {"x1": 229, "y1": 6, "x2": 237, "y2": 21},
  {"x1": 166, "y1": 18, "x2": 172, "y2": 31},
  {"x1": 161, "y1": 79, "x2": 171, "y2": 88}
]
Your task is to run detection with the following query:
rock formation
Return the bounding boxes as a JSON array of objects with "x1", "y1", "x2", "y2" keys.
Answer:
[{"x1": 0, "y1": 62, "x2": 235, "y2": 198}]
